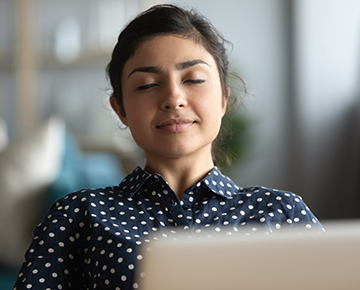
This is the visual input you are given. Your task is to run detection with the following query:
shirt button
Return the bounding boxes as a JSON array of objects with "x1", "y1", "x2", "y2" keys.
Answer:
[
  {"x1": 171, "y1": 199, "x2": 177, "y2": 206},
  {"x1": 182, "y1": 205, "x2": 190, "y2": 210}
]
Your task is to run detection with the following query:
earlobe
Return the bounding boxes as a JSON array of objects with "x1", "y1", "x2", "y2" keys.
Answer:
[{"x1": 110, "y1": 97, "x2": 129, "y2": 126}]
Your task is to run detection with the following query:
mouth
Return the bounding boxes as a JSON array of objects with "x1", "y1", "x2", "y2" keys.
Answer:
[{"x1": 156, "y1": 118, "x2": 195, "y2": 132}]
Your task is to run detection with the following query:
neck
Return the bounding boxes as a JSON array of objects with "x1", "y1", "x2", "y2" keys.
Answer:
[{"x1": 144, "y1": 152, "x2": 214, "y2": 199}]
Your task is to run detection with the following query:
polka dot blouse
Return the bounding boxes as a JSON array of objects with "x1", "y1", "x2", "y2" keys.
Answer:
[{"x1": 13, "y1": 166, "x2": 324, "y2": 290}]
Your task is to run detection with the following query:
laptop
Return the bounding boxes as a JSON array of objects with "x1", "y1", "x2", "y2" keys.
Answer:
[{"x1": 136, "y1": 221, "x2": 360, "y2": 290}]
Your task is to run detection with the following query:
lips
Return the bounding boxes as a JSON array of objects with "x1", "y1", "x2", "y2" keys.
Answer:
[{"x1": 156, "y1": 118, "x2": 195, "y2": 132}]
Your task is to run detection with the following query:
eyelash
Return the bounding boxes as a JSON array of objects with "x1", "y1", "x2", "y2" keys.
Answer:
[
  {"x1": 185, "y1": 79, "x2": 206, "y2": 85},
  {"x1": 137, "y1": 79, "x2": 205, "y2": 91},
  {"x1": 137, "y1": 84, "x2": 158, "y2": 91}
]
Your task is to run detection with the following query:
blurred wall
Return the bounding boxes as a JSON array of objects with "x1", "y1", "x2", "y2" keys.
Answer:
[
  {"x1": 0, "y1": 0, "x2": 359, "y2": 220},
  {"x1": 292, "y1": 0, "x2": 360, "y2": 219}
]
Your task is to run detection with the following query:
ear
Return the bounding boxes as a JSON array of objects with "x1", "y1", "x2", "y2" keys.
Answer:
[
  {"x1": 221, "y1": 87, "x2": 230, "y2": 116},
  {"x1": 110, "y1": 97, "x2": 129, "y2": 126}
]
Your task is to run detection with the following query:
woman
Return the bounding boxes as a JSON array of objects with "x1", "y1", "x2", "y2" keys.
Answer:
[{"x1": 13, "y1": 4, "x2": 323, "y2": 290}]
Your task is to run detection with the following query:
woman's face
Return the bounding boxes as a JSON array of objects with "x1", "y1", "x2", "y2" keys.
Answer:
[{"x1": 112, "y1": 35, "x2": 227, "y2": 164}]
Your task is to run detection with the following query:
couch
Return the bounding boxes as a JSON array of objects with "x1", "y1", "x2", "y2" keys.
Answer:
[{"x1": 0, "y1": 117, "x2": 125, "y2": 289}]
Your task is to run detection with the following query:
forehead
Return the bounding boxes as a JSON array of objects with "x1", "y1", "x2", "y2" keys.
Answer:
[{"x1": 122, "y1": 35, "x2": 217, "y2": 75}]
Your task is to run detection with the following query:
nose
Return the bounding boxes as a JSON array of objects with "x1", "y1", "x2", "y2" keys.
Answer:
[{"x1": 160, "y1": 81, "x2": 187, "y2": 110}]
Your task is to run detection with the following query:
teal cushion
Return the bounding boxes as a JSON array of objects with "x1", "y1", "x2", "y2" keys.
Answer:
[
  {"x1": 0, "y1": 265, "x2": 18, "y2": 290},
  {"x1": 45, "y1": 131, "x2": 125, "y2": 210}
]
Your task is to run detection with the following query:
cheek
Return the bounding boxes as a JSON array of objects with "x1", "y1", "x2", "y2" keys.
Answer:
[
  {"x1": 198, "y1": 90, "x2": 225, "y2": 117},
  {"x1": 196, "y1": 96, "x2": 224, "y2": 136},
  {"x1": 125, "y1": 115, "x2": 148, "y2": 148},
  {"x1": 123, "y1": 101, "x2": 153, "y2": 131}
]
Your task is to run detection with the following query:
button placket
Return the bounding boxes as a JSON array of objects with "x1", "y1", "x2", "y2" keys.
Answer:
[{"x1": 153, "y1": 180, "x2": 189, "y2": 228}]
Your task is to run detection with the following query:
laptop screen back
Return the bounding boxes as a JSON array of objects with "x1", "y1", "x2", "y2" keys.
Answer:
[{"x1": 136, "y1": 221, "x2": 360, "y2": 290}]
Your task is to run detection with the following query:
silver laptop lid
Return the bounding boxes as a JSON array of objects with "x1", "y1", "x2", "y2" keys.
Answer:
[{"x1": 136, "y1": 221, "x2": 360, "y2": 290}]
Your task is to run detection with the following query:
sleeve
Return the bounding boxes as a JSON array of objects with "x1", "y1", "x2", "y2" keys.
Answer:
[
  {"x1": 290, "y1": 194, "x2": 325, "y2": 233},
  {"x1": 13, "y1": 201, "x2": 83, "y2": 290}
]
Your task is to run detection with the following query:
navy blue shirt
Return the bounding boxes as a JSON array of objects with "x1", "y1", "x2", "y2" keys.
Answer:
[{"x1": 13, "y1": 166, "x2": 323, "y2": 290}]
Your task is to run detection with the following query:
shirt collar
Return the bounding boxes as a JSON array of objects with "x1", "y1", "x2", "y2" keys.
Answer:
[
  {"x1": 202, "y1": 166, "x2": 240, "y2": 199},
  {"x1": 118, "y1": 166, "x2": 240, "y2": 199},
  {"x1": 118, "y1": 166, "x2": 151, "y2": 197}
]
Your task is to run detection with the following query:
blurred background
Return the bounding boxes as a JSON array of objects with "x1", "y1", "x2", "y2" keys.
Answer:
[{"x1": 0, "y1": 0, "x2": 359, "y2": 286}]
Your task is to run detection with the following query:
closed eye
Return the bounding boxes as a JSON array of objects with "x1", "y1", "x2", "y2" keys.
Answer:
[
  {"x1": 185, "y1": 79, "x2": 206, "y2": 84},
  {"x1": 137, "y1": 83, "x2": 159, "y2": 91}
]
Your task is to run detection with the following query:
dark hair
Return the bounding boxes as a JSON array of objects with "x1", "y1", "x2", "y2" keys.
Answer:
[{"x1": 106, "y1": 4, "x2": 245, "y2": 168}]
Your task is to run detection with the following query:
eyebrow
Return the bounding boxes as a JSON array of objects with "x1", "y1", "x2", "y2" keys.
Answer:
[
  {"x1": 127, "y1": 59, "x2": 210, "y2": 79},
  {"x1": 176, "y1": 59, "x2": 210, "y2": 70}
]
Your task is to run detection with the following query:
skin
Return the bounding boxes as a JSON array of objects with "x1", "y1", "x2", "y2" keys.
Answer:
[{"x1": 111, "y1": 35, "x2": 228, "y2": 199}]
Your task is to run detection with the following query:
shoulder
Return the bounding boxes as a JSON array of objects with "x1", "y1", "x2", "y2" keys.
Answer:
[
  {"x1": 231, "y1": 185, "x2": 305, "y2": 216},
  {"x1": 50, "y1": 186, "x2": 116, "y2": 207},
  {"x1": 234, "y1": 185, "x2": 309, "y2": 215},
  {"x1": 236, "y1": 185, "x2": 302, "y2": 204},
  {"x1": 45, "y1": 185, "x2": 129, "y2": 222},
  {"x1": 51, "y1": 166, "x2": 149, "y2": 207},
  {"x1": 231, "y1": 185, "x2": 323, "y2": 229}
]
